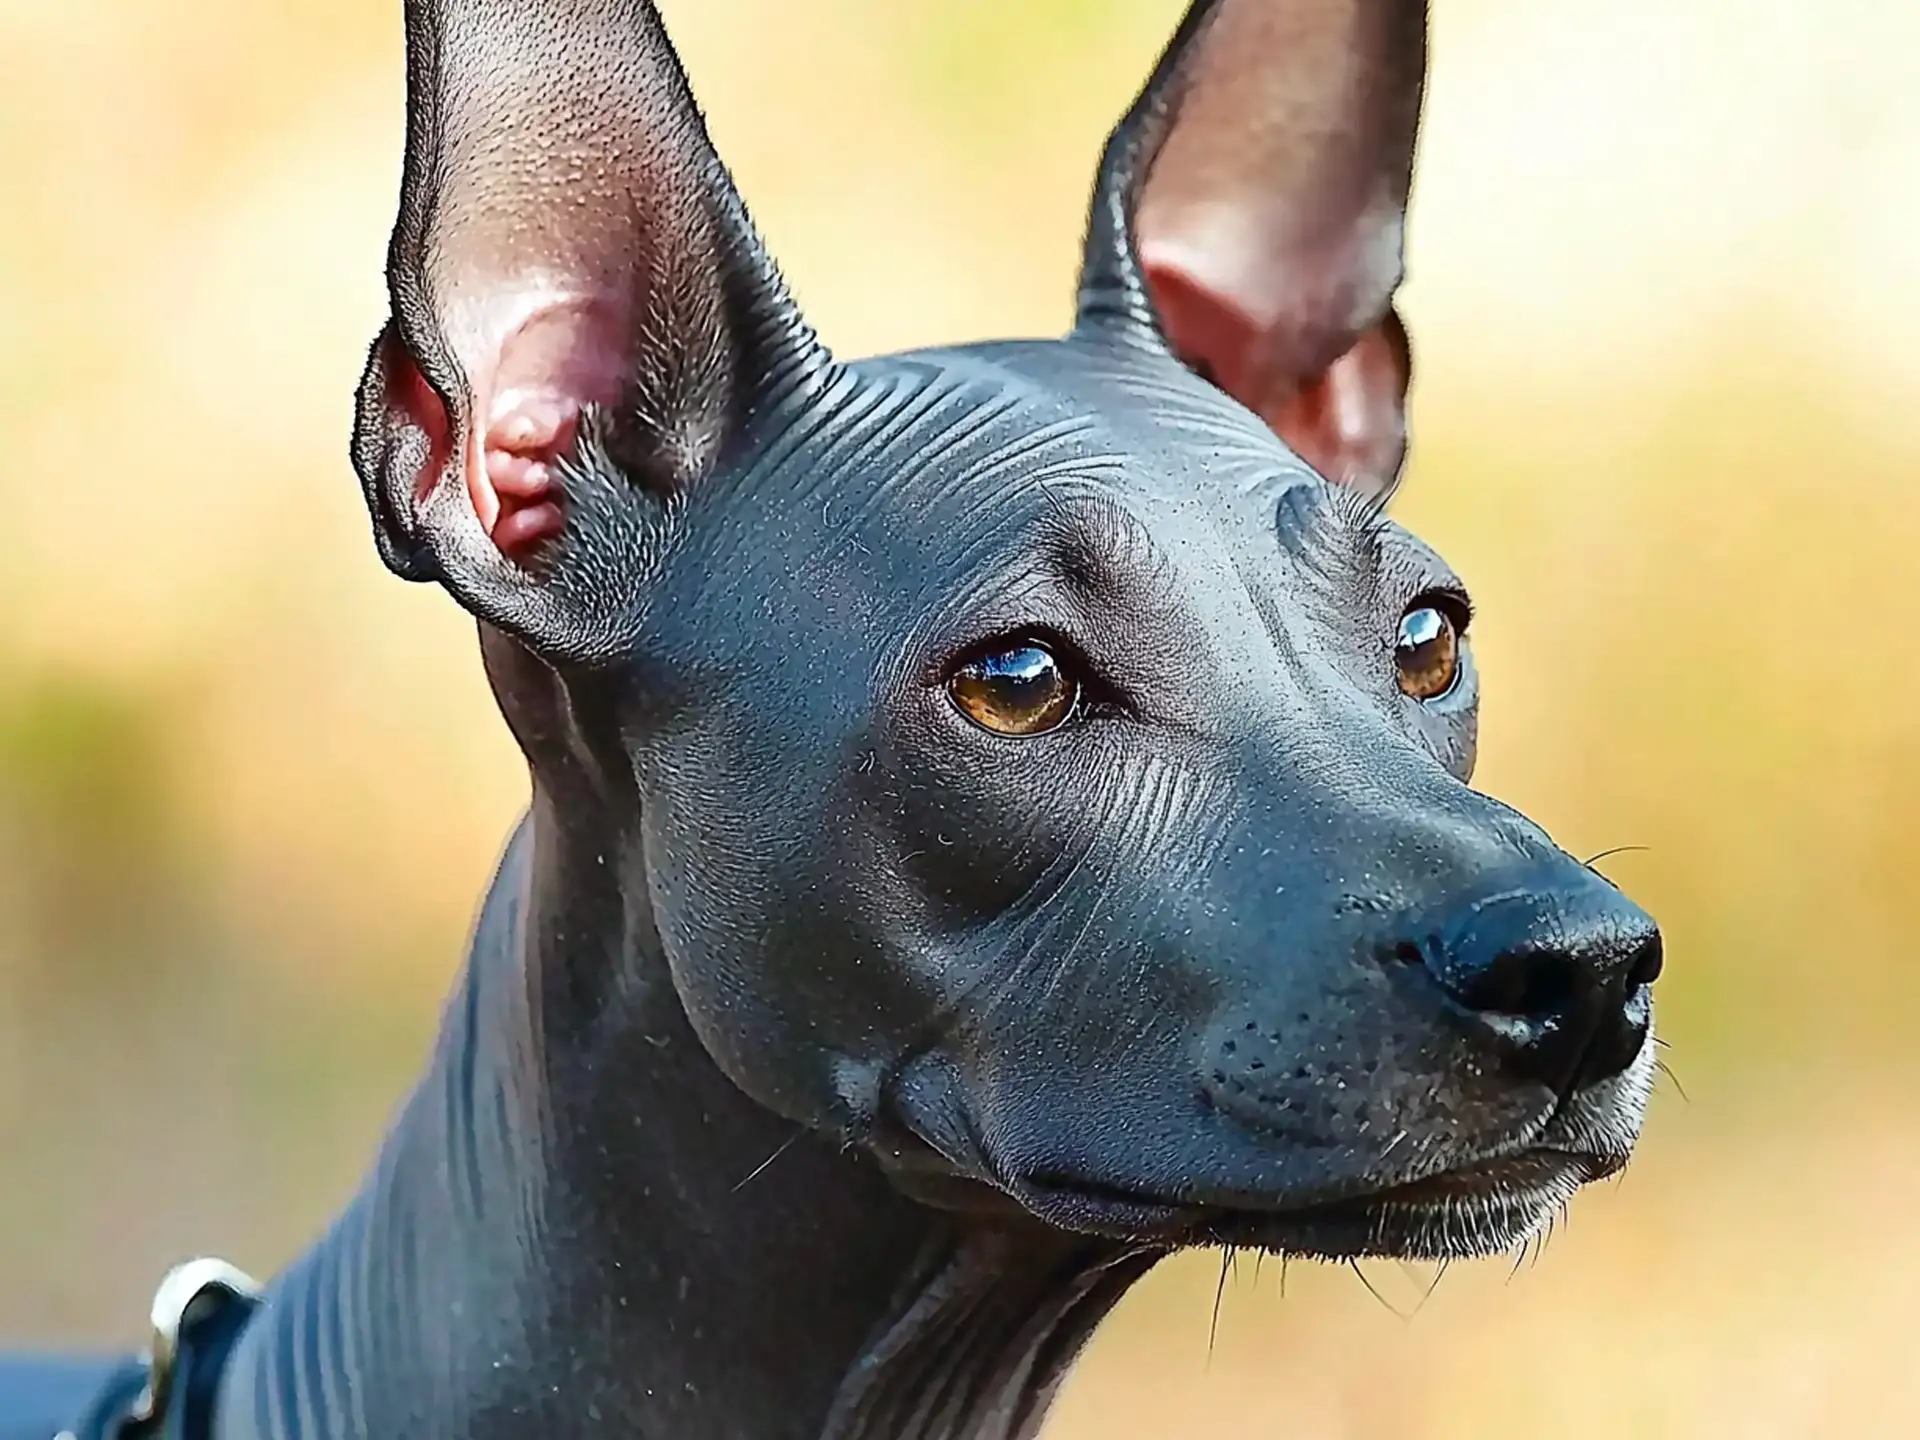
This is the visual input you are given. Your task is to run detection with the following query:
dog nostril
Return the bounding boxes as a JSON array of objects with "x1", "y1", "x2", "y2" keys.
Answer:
[
  {"x1": 1416, "y1": 886, "x2": 1661, "y2": 1092},
  {"x1": 1388, "y1": 939, "x2": 1427, "y2": 968},
  {"x1": 1626, "y1": 931, "x2": 1664, "y2": 989},
  {"x1": 1457, "y1": 948, "x2": 1576, "y2": 1020}
]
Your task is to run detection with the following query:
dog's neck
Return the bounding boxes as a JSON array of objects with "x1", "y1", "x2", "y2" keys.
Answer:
[{"x1": 213, "y1": 648, "x2": 1147, "y2": 1440}]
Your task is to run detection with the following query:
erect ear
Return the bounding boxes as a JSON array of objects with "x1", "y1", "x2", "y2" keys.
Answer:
[
  {"x1": 352, "y1": 0, "x2": 817, "y2": 656},
  {"x1": 1076, "y1": 0, "x2": 1426, "y2": 500}
]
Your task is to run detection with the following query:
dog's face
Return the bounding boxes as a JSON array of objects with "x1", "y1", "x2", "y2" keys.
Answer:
[{"x1": 355, "y1": 0, "x2": 1661, "y2": 1260}]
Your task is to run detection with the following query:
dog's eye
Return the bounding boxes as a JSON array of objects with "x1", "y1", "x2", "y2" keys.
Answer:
[
  {"x1": 948, "y1": 641, "x2": 1078, "y2": 737},
  {"x1": 1395, "y1": 602, "x2": 1463, "y2": 702}
]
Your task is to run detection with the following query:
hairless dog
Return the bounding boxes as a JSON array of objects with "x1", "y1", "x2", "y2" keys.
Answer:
[{"x1": 3, "y1": 1, "x2": 1663, "y2": 1436}]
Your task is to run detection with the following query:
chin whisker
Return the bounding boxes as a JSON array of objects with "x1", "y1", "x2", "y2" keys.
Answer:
[
  {"x1": 1655, "y1": 1055, "x2": 1689, "y2": 1103},
  {"x1": 1346, "y1": 1259, "x2": 1411, "y2": 1321},
  {"x1": 1412, "y1": 1258, "x2": 1450, "y2": 1315},
  {"x1": 1207, "y1": 1247, "x2": 1234, "y2": 1363}
]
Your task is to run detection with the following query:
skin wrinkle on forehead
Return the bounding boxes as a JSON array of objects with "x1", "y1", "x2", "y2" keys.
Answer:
[{"x1": 716, "y1": 414, "x2": 1460, "y2": 766}]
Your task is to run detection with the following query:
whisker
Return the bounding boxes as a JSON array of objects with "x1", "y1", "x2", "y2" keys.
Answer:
[
  {"x1": 1655, "y1": 1056, "x2": 1690, "y2": 1103},
  {"x1": 1583, "y1": 844, "x2": 1651, "y2": 867},
  {"x1": 731, "y1": 1130, "x2": 802, "y2": 1193},
  {"x1": 1411, "y1": 1259, "x2": 1451, "y2": 1316},
  {"x1": 1207, "y1": 1248, "x2": 1233, "y2": 1364},
  {"x1": 1347, "y1": 1259, "x2": 1410, "y2": 1321}
]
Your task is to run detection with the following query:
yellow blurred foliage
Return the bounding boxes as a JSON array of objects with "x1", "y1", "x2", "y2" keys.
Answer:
[{"x1": 2, "y1": 1, "x2": 1917, "y2": 1435}]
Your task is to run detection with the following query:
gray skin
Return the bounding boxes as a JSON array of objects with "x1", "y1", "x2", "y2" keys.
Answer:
[{"x1": 0, "y1": 2, "x2": 1662, "y2": 1438}]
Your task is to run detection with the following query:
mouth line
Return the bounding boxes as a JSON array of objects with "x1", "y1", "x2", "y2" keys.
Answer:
[
  {"x1": 878, "y1": 1067, "x2": 1644, "y2": 1260},
  {"x1": 1017, "y1": 1147, "x2": 1621, "y2": 1258}
]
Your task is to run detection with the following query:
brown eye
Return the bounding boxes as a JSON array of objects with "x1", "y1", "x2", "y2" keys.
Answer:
[
  {"x1": 948, "y1": 641, "x2": 1078, "y2": 736},
  {"x1": 1395, "y1": 603, "x2": 1462, "y2": 702}
]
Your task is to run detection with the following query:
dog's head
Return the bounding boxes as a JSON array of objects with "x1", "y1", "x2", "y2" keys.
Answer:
[{"x1": 353, "y1": 0, "x2": 1661, "y2": 1261}]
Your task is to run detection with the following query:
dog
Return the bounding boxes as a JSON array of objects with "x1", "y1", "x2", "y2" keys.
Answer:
[{"x1": 0, "y1": 2, "x2": 1662, "y2": 1436}]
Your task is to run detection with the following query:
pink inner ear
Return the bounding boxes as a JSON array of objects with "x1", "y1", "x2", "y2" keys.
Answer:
[
  {"x1": 1142, "y1": 250, "x2": 1405, "y2": 494},
  {"x1": 1140, "y1": 250, "x2": 1272, "y2": 406},
  {"x1": 390, "y1": 341, "x2": 453, "y2": 503},
  {"x1": 442, "y1": 286, "x2": 633, "y2": 561},
  {"x1": 1261, "y1": 324, "x2": 1407, "y2": 492}
]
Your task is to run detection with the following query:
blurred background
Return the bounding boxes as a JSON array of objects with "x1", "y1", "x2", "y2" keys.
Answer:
[{"x1": 2, "y1": 0, "x2": 1917, "y2": 1435}]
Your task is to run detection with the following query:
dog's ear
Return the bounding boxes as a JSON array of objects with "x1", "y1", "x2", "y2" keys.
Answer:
[
  {"x1": 1076, "y1": 0, "x2": 1426, "y2": 499},
  {"x1": 352, "y1": 0, "x2": 816, "y2": 658}
]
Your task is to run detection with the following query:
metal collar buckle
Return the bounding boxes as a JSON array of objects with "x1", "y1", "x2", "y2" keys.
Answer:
[{"x1": 127, "y1": 1257, "x2": 262, "y2": 1433}]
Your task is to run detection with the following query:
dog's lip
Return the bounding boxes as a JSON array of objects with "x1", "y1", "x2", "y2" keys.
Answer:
[
  {"x1": 875, "y1": 1064, "x2": 1631, "y2": 1248},
  {"x1": 1228, "y1": 1145, "x2": 1619, "y2": 1219},
  {"x1": 1012, "y1": 1145, "x2": 1622, "y2": 1247}
]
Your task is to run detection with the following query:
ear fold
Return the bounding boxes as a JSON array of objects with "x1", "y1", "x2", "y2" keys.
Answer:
[
  {"x1": 352, "y1": 0, "x2": 816, "y2": 635},
  {"x1": 1076, "y1": 0, "x2": 1427, "y2": 499}
]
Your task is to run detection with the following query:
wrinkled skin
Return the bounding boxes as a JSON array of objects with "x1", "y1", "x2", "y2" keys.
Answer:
[
  {"x1": 612, "y1": 339, "x2": 1655, "y2": 1258},
  {"x1": 0, "y1": 3, "x2": 1665, "y2": 1439},
  {"x1": 341, "y1": 0, "x2": 1658, "y2": 1262}
]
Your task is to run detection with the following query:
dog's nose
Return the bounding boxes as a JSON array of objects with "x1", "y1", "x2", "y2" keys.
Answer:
[{"x1": 1410, "y1": 881, "x2": 1663, "y2": 1093}]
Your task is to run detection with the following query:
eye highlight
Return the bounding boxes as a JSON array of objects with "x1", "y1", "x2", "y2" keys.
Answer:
[
  {"x1": 948, "y1": 640, "x2": 1078, "y2": 737},
  {"x1": 1395, "y1": 600, "x2": 1464, "y2": 702}
]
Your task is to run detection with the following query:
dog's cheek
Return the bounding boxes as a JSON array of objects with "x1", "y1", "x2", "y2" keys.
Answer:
[{"x1": 852, "y1": 727, "x2": 1112, "y2": 929}]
